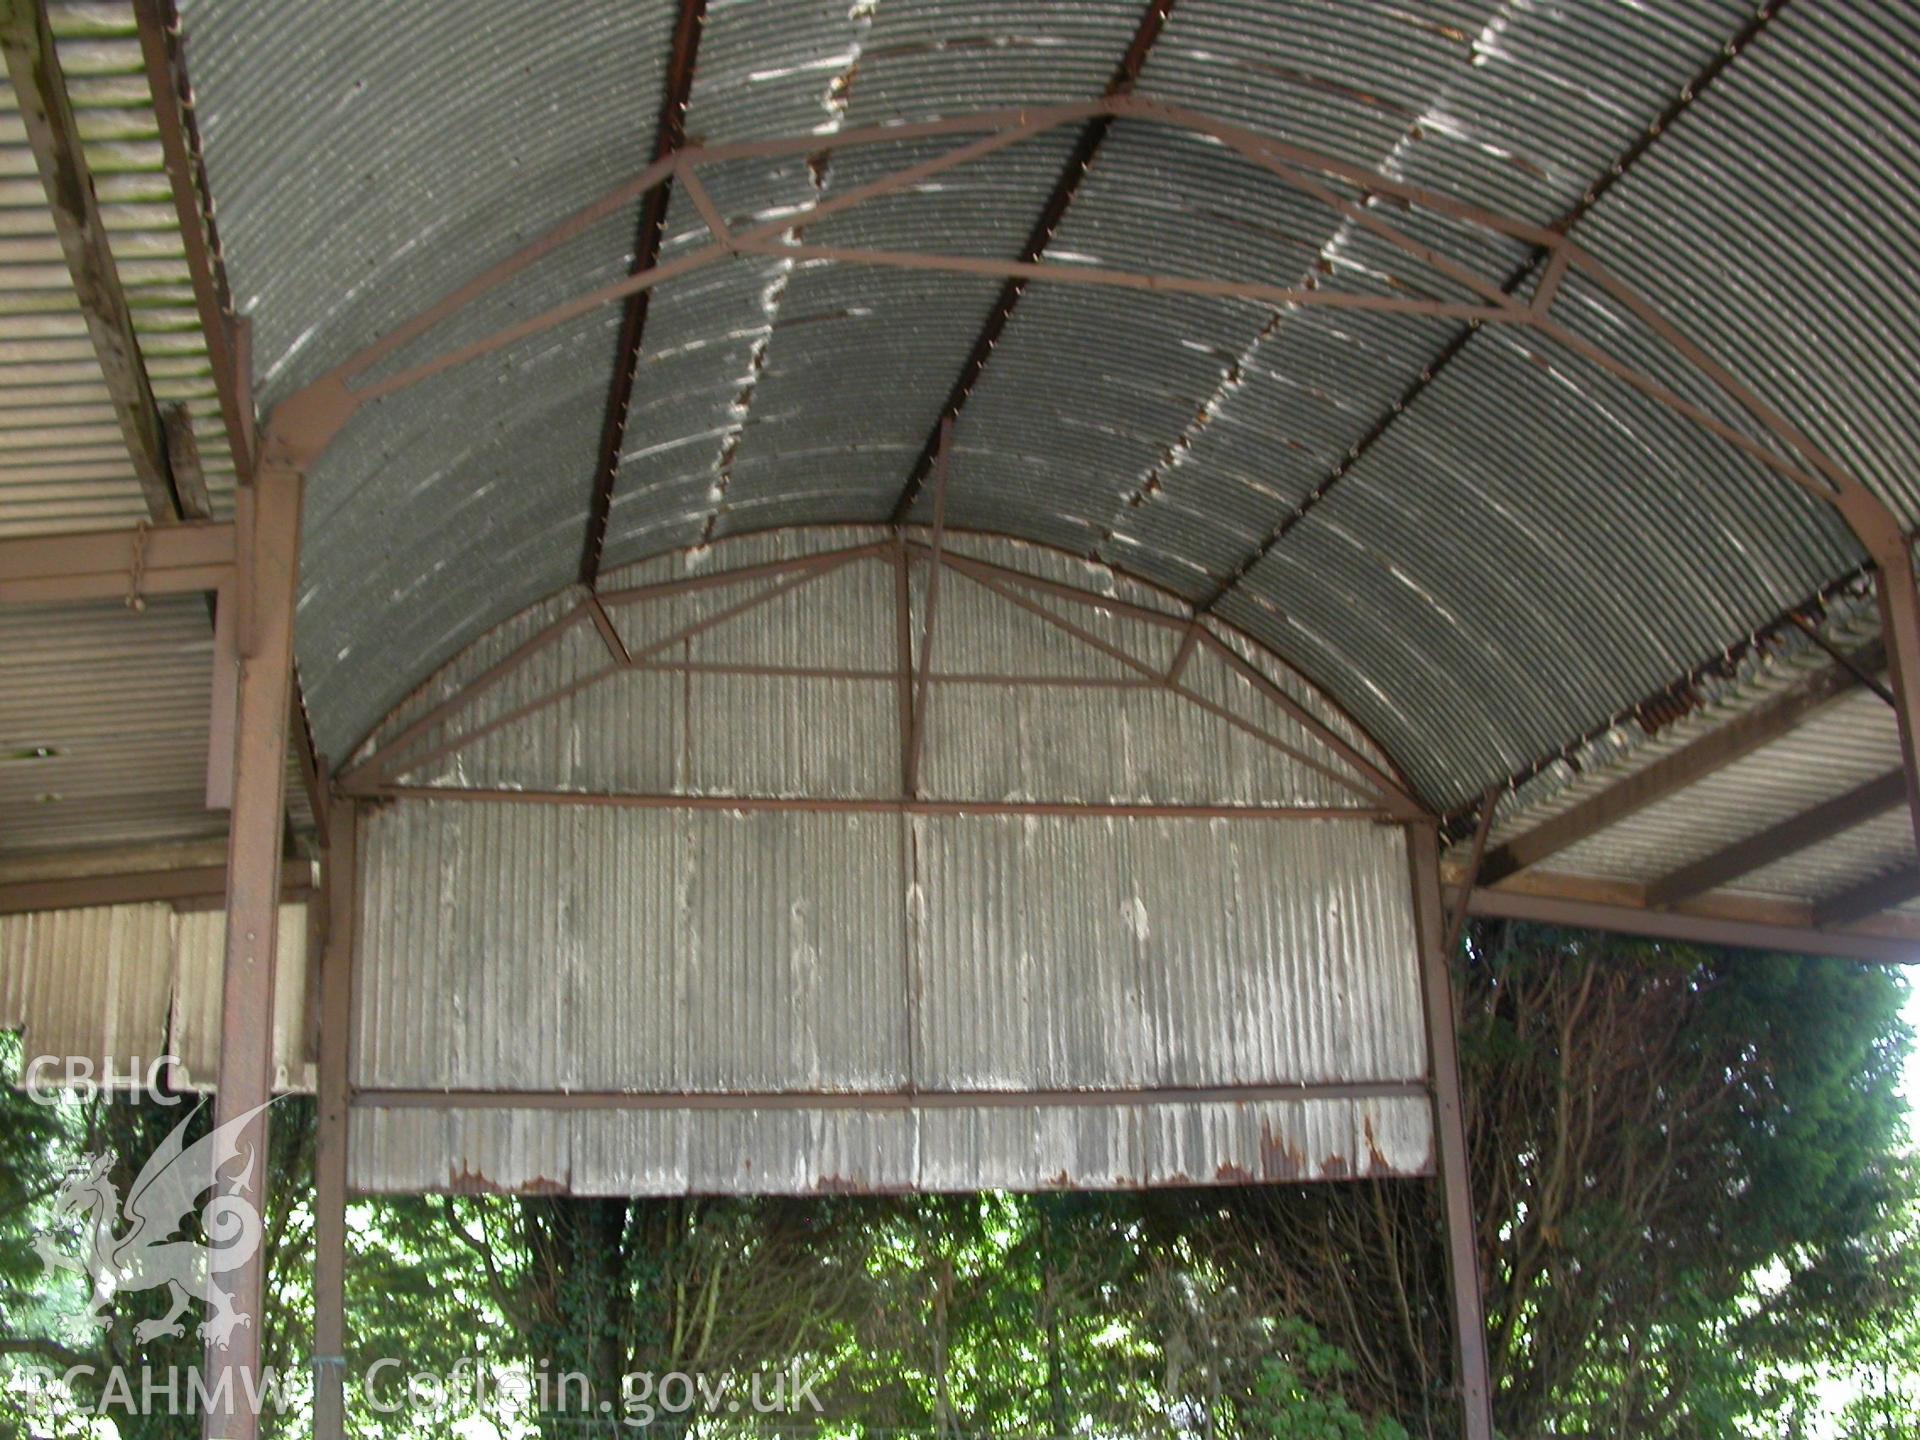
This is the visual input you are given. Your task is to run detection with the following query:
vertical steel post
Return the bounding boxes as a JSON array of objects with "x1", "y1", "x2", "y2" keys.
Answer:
[
  {"x1": 203, "y1": 464, "x2": 302, "y2": 1440},
  {"x1": 1873, "y1": 545, "x2": 1920, "y2": 854},
  {"x1": 312, "y1": 800, "x2": 356, "y2": 1440},
  {"x1": 1407, "y1": 823, "x2": 1495, "y2": 1440}
]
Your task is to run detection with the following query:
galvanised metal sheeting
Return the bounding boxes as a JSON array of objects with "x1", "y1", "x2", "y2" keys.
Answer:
[
  {"x1": 352, "y1": 1094, "x2": 1434, "y2": 1196},
  {"x1": 1381, "y1": 1, "x2": 1750, "y2": 227},
  {"x1": 1549, "y1": 688, "x2": 1902, "y2": 891},
  {"x1": 296, "y1": 266, "x2": 630, "y2": 766},
  {"x1": 1739, "y1": 810, "x2": 1915, "y2": 910},
  {"x1": 0, "y1": 899, "x2": 309, "y2": 1086},
  {"x1": 357, "y1": 802, "x2": 906, "y2": 1093},
  {"x1": 0, "y1": 5, "x2": 238, "y2": 532},
  {"x1": 1225, "y1": 318, "x2": 1861, "y2": 807},
  {"x1": 1133, "y1": 0, "x2": 1488, "y2": 169},
  {"x1": 911, "y1": 816, "x2": 1423, "y2": 1089},
  {"x1": 351, "y1": 799, "x2": 1426, "y2": 1192},
  {"x1": 0, "y1": 596, "x2": 223, "y2": 854},
  {"x1": 372, "y1": 529, "x2": 1381, "y2": 809},
  {"x1": 1466, "y1": 610, "x2": 1880, "y2": 854},
  {"x1": 0, "y1": 901, "x2": 170, "y2": 1073},
  {"x1": 181, "y1": 0, "x2": 674, "y2": 406},
  {"x1": 1570, "y1": 2, "x2": 1920, "y2": 527},
  {"x1": 184, "y1": 0, "x2": 676, "y2": 760},
  {"x1": 167, "y1": 902, "x2": 313, "y2": 1091},
  {"x1": 701, "y1": 136, "x2": 1079, "y2": 536},
  {"x1": 176, "y1": 0, "x2": 1920, "y2": 815}
]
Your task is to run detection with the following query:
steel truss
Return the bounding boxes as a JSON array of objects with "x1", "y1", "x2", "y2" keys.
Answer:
[
  {"x1": 333, "y1": 533, "x2": 1417, "y2": 818},
  {"x1": 181, "y1": 96, "x2": 1920, "y2": 1440}
]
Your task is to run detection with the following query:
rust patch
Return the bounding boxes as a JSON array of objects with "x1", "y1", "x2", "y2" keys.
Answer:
[
  {"x1": 445, "y1": 1164, "x2": 567, "y2": 1196},
  {"x1": 1257, "y1": 1119, "x2": 1310, "y2": 1181},
  {"x1": 1362, "y1": 1114, "x2": 1389, "y2": 1173},
  {"x1": 811, "y1": 1173, "x2": 875, "y2": 1195}
]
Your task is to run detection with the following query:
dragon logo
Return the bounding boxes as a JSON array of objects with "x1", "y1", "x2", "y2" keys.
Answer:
[{"x1": 34, "y1": 1100, "x2": 276, "y2": 1348}]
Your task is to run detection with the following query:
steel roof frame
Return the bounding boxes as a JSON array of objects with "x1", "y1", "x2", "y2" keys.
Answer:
[
  {"x1": 0, "y1": 0, "x2": 189, "y2": 523},
  {"x1": 143, "y1": 83, "x2": 1920, "y2": 1440},
  {"x1": 334, "y1": 536, "x2": 1410, "y2": 817},
  {"x1": 243, "y1": 97, "x2": 1920, "y2": 850}
]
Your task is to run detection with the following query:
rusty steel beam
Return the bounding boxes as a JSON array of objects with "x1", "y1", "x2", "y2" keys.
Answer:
[
  {"x1": 888, "y1": 0, "x2": 1178, "y2": 524},
  {"x1": 577, "y1": 0, "x2": 706, "y2": 585},
  {"x1": 0, "y1": 520, "x2": 233, "y2": 603},
  {"x1": 584, "y1": 593, "x2": 631, "y2": 666},
  {"x1": 1873, "y1": 552, "x2": 1920, "y2": 859},
  {"x1": 334, "y1": 602, "x2": 589, "y2": 789},
  {"x1": 1479, "y1": 645, "x2": 1883, "y2": 886},
  {"x1": 204, "y1": 463, "x2": 302, "y2": 1440},
  {"x1": 1407, "y1": 825, "x2": 1496, "y2": 1440},
  {"x1": 341, "y1": 555, "x2": 858, "y2": 790},
  {"x1": 1195, "y1": 630, "x2": 1425, "y2": 815},
  {"x1": 1815, "y1": 866, "x2": 1920, "y2": 931},
  {"x1": 1465, "y1": 884, "x2": 1920, "y2": 966},
  {"x1": 132, "y1": 0, "x2": 253, "y2": 478},
  {"x1": 735, "y1": 236, "x2": 1519, "y2": 322},
  {"x1": 1647, "y1": 769, "x2": 1907, "y2": 909},
  {"x1": 326, "y1": 106, "x2": 1082, "y2": 396},
  {"x1": 595, "y1": 539, "x2": 891, "y2": 604},
  {"x1": 906, "y1": 538, "x2": 1418, "y2": 805},
  {"x1": 904, "y1": 419, "x2": 953, "y2": 795},
  {"x1": 0, "y1": 858, "x2": 309, "y2": 915},
  {"x1": 370, "y1": 784, "x2": 1388, "y2": 823},
  {"x1": 1443, "y1": 787, "x2": 1500, "y2": 959},
  {"x1": 312, "y1": 802, "x2": 356, "y2": 1440},
  {"x1": 3, "y1": 0, "x2": 180, "y2": 521},
  {"x1": 163, "y1": 403, "x2": 213, "y2": 519},
  {"x1": 356, "y1": 1078, "x2": 1426, "y2": 1113},
  {"x1": 892, "y1": 543, "x2": 915, "y2": 796},
  {"x1": 1786, "y1": 611, "x2": 1894, "y2": 705}
]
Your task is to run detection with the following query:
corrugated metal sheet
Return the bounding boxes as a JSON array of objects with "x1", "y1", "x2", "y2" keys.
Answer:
[
  {"x1": 368, "y1": 528, "x2": 1384, "y2": 808},
  {"x1": 352, "y1": 1094, "x2": 1434, "y2": 1196},
  {"x1": 1569, "y1": 3, "x2": 1920, "y2": 528},
  {"x1": 0, "y1": 900, "x2": 170, "y2": 1070},
  {"x1": 0, "y1": 897, "x2": 309, "y2": 1088},
  {"x1": 0, "y1": 3, "x2": 236, "y2": 537},
  {"x1": 350, "y1": 794, "x2": 1427, "y2": 1194},
  {"x1": 1548, "y1": 687, "x2": 1902, "y2": 890},
  {"x1": 909, "y1": 816, "x2": 1423, "y2": 1089},
  {"x1": 1454, "y1": 594, "x2": 1920, "y2": 921},
  {"x1": 1226, "y1": 317, "x2": 1857, "y2": 807},
  {"x1": 604, "y1": 0, "x2": 1144, "y2": 565},
  {"x1": 168, "y1": 900, "x2": 312, "y2": 1091},
  {"x1": 174, "y1": 0, "x2": 1920, "y2": 823},
  {"x1": 0, "y1": 594, "x2": 222, "y2": 853},
  {"x1": 0, "y1": 590, "x2": 314, "y2": 852},
  {"x1": 182, "y1": 0, "x2": 679, "y2": 762},
  {"x1": 356, "y1": 801, "x2": 906, "y2": 1093}
]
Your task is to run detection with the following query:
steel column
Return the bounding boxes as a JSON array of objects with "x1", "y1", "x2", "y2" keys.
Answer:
[
  {"x1": 203, "y1": 464, "x2": 302, "y2": 1440},
  {"x1": 1407, "y1": 824, "x2": 1495, "y2": 1440},
  {"x1": 1874, "y1": 549, "x2": 1920, "y2": 858},
  {"x1": 313, "y1": 801, "x2": 356, "y2": 1440}
]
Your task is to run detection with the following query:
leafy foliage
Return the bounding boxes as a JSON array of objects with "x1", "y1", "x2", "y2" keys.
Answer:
[{"x1": 0, "y1": 933, "x2": 1914, "y2": 1438}]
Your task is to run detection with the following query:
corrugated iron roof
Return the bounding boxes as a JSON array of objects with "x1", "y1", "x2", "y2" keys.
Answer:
[
  {"x1": 0, "y1": 3, "x2": 234, "y2": 536},
  {"x1": 166, "y1": 0, "x2": 1920, "y2": 829}
]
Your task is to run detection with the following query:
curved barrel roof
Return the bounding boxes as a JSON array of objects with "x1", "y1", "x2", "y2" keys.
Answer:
[{"x1": 174, "y1": 0, "x2": 1920, "y2": 811}]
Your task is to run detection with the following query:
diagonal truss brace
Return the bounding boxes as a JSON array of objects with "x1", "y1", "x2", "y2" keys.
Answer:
[{"x1": 337, "y1": 536, "x2": 1412, "y2": 815}]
